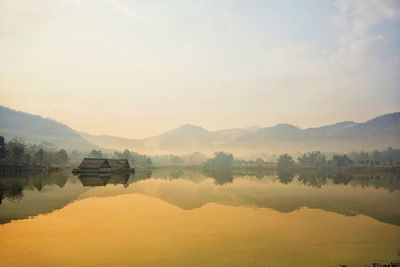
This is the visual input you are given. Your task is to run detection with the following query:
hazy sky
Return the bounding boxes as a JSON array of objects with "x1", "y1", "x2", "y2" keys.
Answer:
[{"x1": 1, "y1": 0, "x2": 399, "y2": 138}]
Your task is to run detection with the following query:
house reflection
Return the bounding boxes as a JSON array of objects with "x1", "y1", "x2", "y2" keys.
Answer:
[{"x1": 77, "y1": 174, "x2": 130, "y2": 187}]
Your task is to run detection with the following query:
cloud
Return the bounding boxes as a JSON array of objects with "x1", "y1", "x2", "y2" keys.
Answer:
[
  {"x1": 334, "y1": 0, "x2": 400, "y2": 37},
  {"x1": 330, "y1": 0, "x2": 400, "y2": 70},
  {"x1": 109, "y1": 0, "x2": 138, "y2": 17}
]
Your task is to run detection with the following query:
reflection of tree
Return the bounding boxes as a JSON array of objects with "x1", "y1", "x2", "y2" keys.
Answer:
[
  {"x1": 31, "y1": 175, "x2": 43, "y2": 191},
  {"x1": 0, "y1": 172, "x2": 72, "y2": 204},
  {"x1": 170, "y1": 170, "x2": 183, "y2": 179},
  {"x1": 298, "y1": 170, "x2": 327, "y2": 188},
  {"x1": 277, "y1": 169, "x2": 294, "y2": 184},
  {"x1": 7, "y1": 181, "x2": 23, "y2": 200},
  {"x1": 108, "y1": 174, "x2": 130, "y2": 187},
  {"x1": 0, "y1": 180, "x2": 24, "y2": 203},
  {"x1": 204, "y1": 168, "x2": 233, "y2": 185},
  {"x1": 30, "y1": 173, "x2": 68, "y2": 190},
  {"x1": 233, "y1": 169, "x2": 275, "y2": 178},
  {"x1": 203, "y1": 152, "x2": 234, "y2": 184},
  {"x1": 0, "y1": 182, "x2": 4, "y2": 204},
  {"x1": 130, "y1": 170, "x2": 153, "y2": 182},
  {"x1": 329, "y1": 172, "x2": 353, "y2": 185},
  {"x1": 50, "y1": 172, "x2": 68, "y2": 188}
]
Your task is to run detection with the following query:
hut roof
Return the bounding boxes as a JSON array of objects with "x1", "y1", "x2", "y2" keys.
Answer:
[
  {"x1": 107, "y1": 159, "x2": 130, "y2": 170},
  {"x1": 78, "y1": 158, "x2": 110, "y2": 169}
]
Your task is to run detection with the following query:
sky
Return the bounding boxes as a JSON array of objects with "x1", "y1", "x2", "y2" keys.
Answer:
[{"x1": 0, "y1": 0, "x2": 399, "y2": 138}]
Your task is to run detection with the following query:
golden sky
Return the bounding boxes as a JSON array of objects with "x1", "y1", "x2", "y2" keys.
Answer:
[{"x1": 1, "y1": 0, "x2": 399, "y2": 138}]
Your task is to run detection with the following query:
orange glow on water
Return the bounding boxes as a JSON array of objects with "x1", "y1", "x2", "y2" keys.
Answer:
[{"x1": 0, "y1": 193, "x2": 399, "y2": 267}]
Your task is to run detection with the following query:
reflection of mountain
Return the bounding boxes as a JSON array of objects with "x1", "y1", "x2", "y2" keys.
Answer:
[
  {"x1": 1, "y1": 171, "x2": 399, "y2": 227},
  {"x1": 0, "y1": 171, "x2": 152, "y2": 224},
  {"x1": 81, "y1": 113, "x2": 400, "y2": 154},
  {"x1": 0, "y1": 174, "x2": 87, "y2": 224},
  {"x1": 126, "y1": 176, "x2": 400, "y2": 226}
]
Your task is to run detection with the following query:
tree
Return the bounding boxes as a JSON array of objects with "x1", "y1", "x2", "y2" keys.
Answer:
[
  {"x1": 277, "y1": 169, "x2": 294, "y2": 184},
  {"x1": 33, "y1": 149, "x2": 45, "y2": 166},
  {"x1": 6, "y1": 138, "x2": 26, "y2": 164},
  {"x1": 331, "y1": 154, "x2": 352, "y2": 169},
  {"x1": 54, "y1": 149, "x2": 69, "y2": 165},
  {"x1": 277, "y1": 154, "x2": 295, "y2": 170},
  {"x1": 298, "y1": 151, "x2": 326, "y2": 169},
  {"x1": 88, "y1": 150, "x2": 104, "y2": 158},
  {"x1": 203, "y1": 152, "x2": 234, "y2": 184},
  {"x1": 204, "y1": 152, "x2": 233, "y2": 170},
  {"x1": 114, "y1": 149, "x2": 152, "y2": 168},
  {"x1": 122, "y1": 149, "x2": 131, "y2": 160},
  {"x1": 0, "y1": 136, "x2": 5, "y2": 159},
  {"x1": 255, "y1": 158, "x2": 265, "y2": 169}
]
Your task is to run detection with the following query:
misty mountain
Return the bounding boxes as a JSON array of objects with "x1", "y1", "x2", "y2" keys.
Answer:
[
  {"x1": 1, "y1": 105, "x2": 398, "y2": 154},
  {"x1": 81, "y1": 113, "x2": 400, "y2": 154},
  {"x1": 0, "y1": 106, "x2": 98, "y2": 151}
]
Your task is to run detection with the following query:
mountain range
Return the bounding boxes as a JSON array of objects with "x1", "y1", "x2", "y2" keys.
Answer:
[
  {"x1": 81, "y1": 114, "x2": 400, "y2": 154},
  {"x1": 0, "y1": 106, "x2": 98, "y2": 151},
  {"x1": 1, "y1": 105, "x2": 399, "y2": 154}
]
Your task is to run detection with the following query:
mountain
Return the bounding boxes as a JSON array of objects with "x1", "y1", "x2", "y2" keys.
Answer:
[
  {"x1": 1, "y1": 105, "x2": 398, "y2": 154},
  {"x1": 0, "y1": 106, "x2": 98, "y2": 151},
  {"x1": 81, "y1": 113, "x2": 400, "y2": 154}
]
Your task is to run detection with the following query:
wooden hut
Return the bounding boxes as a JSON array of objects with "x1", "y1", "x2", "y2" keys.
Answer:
[
  {"x1": 73, "y1": 158, "x2": 133, "y2": 174},
  {"x1": 107, "y1": 159, "x2": 130, "y2": 172},
  {"x1": 76, "y1": 158, "x2": 112, "y2": 173}
]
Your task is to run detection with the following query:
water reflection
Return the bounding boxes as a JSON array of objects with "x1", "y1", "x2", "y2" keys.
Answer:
[
  {"x1": 78, "y1": 174, "x2": 130, "y2": 187},
  {"x1": 0, "y1": 169, "x2": 399, "y2": 226},
  {"x1": 1, "y1": 193, "x2": 399, "y2": 267}
]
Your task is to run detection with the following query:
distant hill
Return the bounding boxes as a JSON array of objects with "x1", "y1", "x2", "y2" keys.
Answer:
[
  {"x1": 0, "y1": 106, "x2": 98, "y2": 151},
  {"x1": 81, "y1": 113, "x2": 400, "y2": 154},
  {"x1": 1, "y1": 105, "x2": 399, "y2": 154}
]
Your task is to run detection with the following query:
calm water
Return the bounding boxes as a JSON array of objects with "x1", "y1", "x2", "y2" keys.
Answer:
[{"x1": 0, "y1": 169, "x2": 399, "y2": 267}]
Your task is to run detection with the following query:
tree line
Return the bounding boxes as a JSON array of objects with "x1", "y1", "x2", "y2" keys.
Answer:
[
  {"x1": 0, "y1": 137, "x2": 153, "y2": 169},
  {"x1": 0, "y1": 137, "x2": 69, "y2": 166},
  {"x1": 204, "y1": 148, "x2": 400, "y2": 173}
]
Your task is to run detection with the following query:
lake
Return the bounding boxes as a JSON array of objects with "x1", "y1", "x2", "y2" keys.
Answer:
[{"x1": 0, "y1": 169, "x2": 399, "y2": 266}]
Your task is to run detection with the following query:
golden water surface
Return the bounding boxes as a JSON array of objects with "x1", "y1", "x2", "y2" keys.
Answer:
[{"x1": 0, "y1": 171, "x2": 399, "y2": 267}]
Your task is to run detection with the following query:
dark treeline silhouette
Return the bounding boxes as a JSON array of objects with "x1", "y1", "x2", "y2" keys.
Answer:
[
  {"x1": 203, "y1": 149, "x2": 400, "y2": 175},
  {"x1": 0, "y1": 136, "x2": 154, "y2": 173},
  {"x1": 201, "y1": 151, "x2": 400, "y2": 189},
  {"x1": 0, "y1": 136, "x2": 70, "y2": 170},
  {"x1": 277, "y1": 152, "x2": 353, "y2": 171},
  {"x1": 277, "y1": 149, "x2": 399, "y2": 172},
  {"x1": 348, "y1": 147, "x2": 400, "y2": 164},
  {"x1": 113, "y1": 149, "x2": 152, "y2": 169}
]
